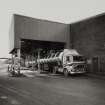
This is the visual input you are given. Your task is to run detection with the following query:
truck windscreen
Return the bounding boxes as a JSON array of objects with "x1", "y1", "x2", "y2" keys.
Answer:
[{"x1": 73, "y1": 56, "x2": 84, "y2": 62}]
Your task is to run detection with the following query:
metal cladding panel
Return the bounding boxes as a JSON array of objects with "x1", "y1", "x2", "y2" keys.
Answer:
[
  {"x1": 70, "y1": 14, "x2": 105, "y2": 57},
  {"x1": 38, "y1": 20, "x2": 68, "y2": 42},
  {"x1": 14, "y1": 14, "x2": 70, "y2": 48},
  {"x1": 9, "y1": 16, "x2": 15, "y2": 53}
]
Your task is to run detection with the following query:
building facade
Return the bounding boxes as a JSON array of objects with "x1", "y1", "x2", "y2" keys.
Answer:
[
  {"x1": 9, "y1": 13, "x2": 105, "y2": 74},
  {"x1": 70, "y1": 14, "x2": 105, "y2": 74},
  {"x1": 9, "y1": 14, "x2": 70, "y2": 53}
]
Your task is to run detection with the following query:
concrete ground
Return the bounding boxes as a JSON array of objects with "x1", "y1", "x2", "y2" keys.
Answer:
[{"x1": 0, "y1": 64, "x2": 105, "y2": 105}]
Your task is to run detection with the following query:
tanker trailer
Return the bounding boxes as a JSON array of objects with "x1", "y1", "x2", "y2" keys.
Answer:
[{"x1": 38, "y1": 49, "x2": 86, "y2": 77}]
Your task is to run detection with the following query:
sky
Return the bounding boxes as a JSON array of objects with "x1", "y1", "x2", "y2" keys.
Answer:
[{"x1": 0, "y1": 0, "x2": 105, "y2": 58}]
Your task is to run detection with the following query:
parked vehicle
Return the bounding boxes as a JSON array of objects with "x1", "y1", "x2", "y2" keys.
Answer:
[{"x1": 38, "y1": 49, "x2": 87, "y2": 77}]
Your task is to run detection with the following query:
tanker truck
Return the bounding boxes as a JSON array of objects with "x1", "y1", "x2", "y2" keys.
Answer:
[{"x1": 38, "y1": 49, "x2": 86, "y2": 77}]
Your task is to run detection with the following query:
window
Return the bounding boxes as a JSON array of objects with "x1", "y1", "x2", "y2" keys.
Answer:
[
  {"x1": 73, "y1": 56, "x2": 84, "y2": 61},
  {"x1": 66, "y1": 56, "x2": 70, "y2": 62}
]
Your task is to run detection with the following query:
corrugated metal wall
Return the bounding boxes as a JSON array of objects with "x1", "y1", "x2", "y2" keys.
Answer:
[
  {"x1": 14, "y1": 14, "x2": 70, "y2": 49},
  {"x1": 70, "y1": 14, "x2": 105, "y2": 74},
  {"x1": 9, "y1": 16, "x2": 15, "y2": 53}
]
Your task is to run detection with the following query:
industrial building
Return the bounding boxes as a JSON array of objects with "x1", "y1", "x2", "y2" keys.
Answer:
[
  {"x1": 9, "y1": 13, "x2": 105, "y2": 75},
  {"x1": 70, "y1": 13, "x2": 105, "y2": 74}
]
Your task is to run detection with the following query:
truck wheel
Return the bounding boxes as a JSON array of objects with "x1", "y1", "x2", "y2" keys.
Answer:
[
  {"x1": 53, "y1": 66, "x2": 57, "y2": 74},
  {"x1": 64, "y1": 69, "x2": 69, "y2": 77}
]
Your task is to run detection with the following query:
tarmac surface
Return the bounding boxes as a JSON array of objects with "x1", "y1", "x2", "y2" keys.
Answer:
[{"x1": 0, "y1": 64, "x2": 105, "y2": 105}]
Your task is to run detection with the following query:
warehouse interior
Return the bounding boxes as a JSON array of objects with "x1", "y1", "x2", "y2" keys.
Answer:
[{"x1": 19, "y1": 39, "x2": 65, "y2": 68}]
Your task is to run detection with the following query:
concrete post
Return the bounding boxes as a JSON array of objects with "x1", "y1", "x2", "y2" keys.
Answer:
[
  {"x1": 17, "y1": 49, "x2": 21, "y2": 59},
  {"x1": 11, "y1": 54, "x2": 14, "y2": 64},
  {"x1": 38, "y1": 50, "x2": 40, "y2": 73},
  {"x1": 37, "y1": 48, "x2": 42, "y2": 73},
  {"x1": 17, "y1": 48, "x2": 21, "y2": 74}
]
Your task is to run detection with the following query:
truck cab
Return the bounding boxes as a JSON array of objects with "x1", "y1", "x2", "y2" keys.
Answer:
[{"x1": 62, "y1": 49, "x2": 86, "y2": 76}]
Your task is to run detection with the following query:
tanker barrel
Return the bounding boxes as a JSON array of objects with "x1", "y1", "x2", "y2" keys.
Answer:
[{"x1": 37, "y1": 50, "x2": 63, "y2": 64}]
